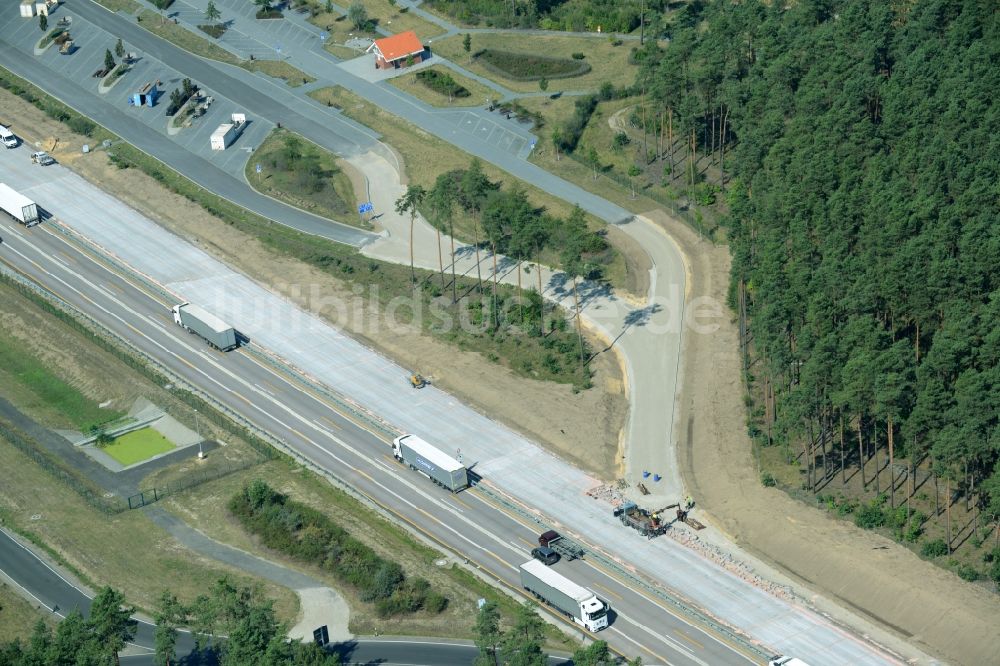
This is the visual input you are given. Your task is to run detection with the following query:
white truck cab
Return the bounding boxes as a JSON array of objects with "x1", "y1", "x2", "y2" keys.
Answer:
[{"x1": 768, "y1": 657, "x2": 812, "y2": 666}]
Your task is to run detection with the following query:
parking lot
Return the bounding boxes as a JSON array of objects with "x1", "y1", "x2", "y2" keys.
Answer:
[{"x1": 9, "y1": 7, "x2": 272, "y2": 175}]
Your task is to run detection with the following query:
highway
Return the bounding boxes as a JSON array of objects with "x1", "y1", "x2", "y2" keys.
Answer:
[
  {"x1": 0, "y1": 204, "x2": 757, "y2": 663},
  {"x1": 0, "y1": 529, "x2": 549, "y2": 665}
]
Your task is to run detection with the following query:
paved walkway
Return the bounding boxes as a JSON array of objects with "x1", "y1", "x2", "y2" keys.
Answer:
[
  {"x1": 124, "y1": 0, "x2": 684, "y2": 494},
  {"x1": 147, "y1": 507, "x2": 352, "y2": 642}
]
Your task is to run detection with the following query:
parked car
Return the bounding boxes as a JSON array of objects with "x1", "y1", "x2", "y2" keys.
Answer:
[
  {"x1": 31, "y1": 151, "x2": 55, "y2": 166},
  {"x1": 531, "y1": 546, "x2": 560, "y2": 566}
]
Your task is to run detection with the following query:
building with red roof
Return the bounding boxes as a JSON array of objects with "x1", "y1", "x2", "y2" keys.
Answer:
[{"x1": 367, "y1": 30, "x2": 425, "y2": 69}]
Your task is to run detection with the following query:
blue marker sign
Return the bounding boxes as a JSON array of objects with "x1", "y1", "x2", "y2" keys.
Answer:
[{"x1": 255, "y1": 163, "x2": 262, "y2": 174}]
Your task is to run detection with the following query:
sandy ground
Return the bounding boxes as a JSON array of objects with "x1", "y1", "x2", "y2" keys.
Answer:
[
  {"x1": 654, "y1": 209, "x2": 1000, "y2": 666},
  {"x1": 0, "y1": 90, "x2": 627, "y2": 481},
  {"x1": 288, "y1": 587, "x2": 352, "y2": 643}
]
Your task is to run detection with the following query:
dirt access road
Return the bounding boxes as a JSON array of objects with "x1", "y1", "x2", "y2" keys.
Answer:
[
  {"x1": 655, "y1": 209, "x2": 1000, "y2": 666},
  {"x1": 5, "y1": 88, "x2": 995, "y2": 665},
  {"x1": 0, "y1": 89, "x2": 627, "y2": 481}
]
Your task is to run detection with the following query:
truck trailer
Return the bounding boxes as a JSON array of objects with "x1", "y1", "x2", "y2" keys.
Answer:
[
  {"x1": 210, "y1": 113, "x2": 247, "y2": 150},
  {"x1": 519, "y1": 559, "x2": 609, "y2": 632},
  {"x1": 0, "y1": 183, "x2": 40, "y2": 226},
  {"x1": 172, "y1": 302, "x2": 238, "y2": 351},
  {"x1": 392, "y1": 434, "x2": 469, "y2": 492}
]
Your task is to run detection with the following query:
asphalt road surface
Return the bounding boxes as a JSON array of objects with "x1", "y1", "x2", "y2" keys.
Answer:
[
  {"x1": 0, "y1": 208, "x2": 758, "y2": 665},
  {"x1": 0, "y1": 529, "x2": 568, "y2": 665}
]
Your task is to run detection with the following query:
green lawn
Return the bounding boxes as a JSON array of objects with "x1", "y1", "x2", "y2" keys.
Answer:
[
  {"x1": 0, "y1": 333, "x2": 122, "y2": 430},
  {"x1": 101, "y1": 427, "x2": 175, "y2": 465}
]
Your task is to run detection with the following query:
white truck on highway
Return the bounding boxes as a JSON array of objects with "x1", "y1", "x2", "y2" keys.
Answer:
[
  {"x1": 392, "y1": 434, "x2": 469, "y2": 492},
  {"x1": 210, "y1": 113, "x2": 247, "y2": 151},
  {"x1": 768, "y1": 658, "x2": 812, "y2": 666},
  {"x1": 0, "y1": 183, "x2": 40, "y2": 226},
  {"x1": 172, "y1": 302, "x2": 238, "y2": 351},
  {"x1": 519, "y1": 559, "x2": 609, "y2": 632}
]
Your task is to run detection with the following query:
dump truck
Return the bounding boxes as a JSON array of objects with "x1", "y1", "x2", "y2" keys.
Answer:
[
  {"x1": 538, "y1": 530, "x2": 584, "y2": 561},
  {"x1": 210, "y1": 113, "x2": 247, "y2": 150},
  {"x1": 392, "y1": 434, "x2": 468, "y2": 492},
  {"x1": 613, "y1": 501, "x2": 668, "y2": 539},
  {"x1": 0, "y1": 183, "x2": 40, "y2": 226},
  {"x1": 519, "y1": 559, "x2": 609, "y2": 632},
  {"x1": 172, "y1": 302, "x2": 238, "y2": 351}
]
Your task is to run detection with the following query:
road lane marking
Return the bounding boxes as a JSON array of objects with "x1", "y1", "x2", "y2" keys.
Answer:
[
  {"x1": 674, "y1": 628, "x2": 705, "y2": 650},
  {"x1": 607, "y1": 627, "x2": 673, "y2": 665},
  {"x1": 2, "y1": 231, "x2": 752, "y2": 665},
  {"x1": 592, "y1": 581, "x2": 624, "y2": 601},
  {"x1": 319, "y1": 415, "x2": 341, "y2": 430},
  {"x1": 481, "y1": 548, "x2": 517, "y2": 572}
]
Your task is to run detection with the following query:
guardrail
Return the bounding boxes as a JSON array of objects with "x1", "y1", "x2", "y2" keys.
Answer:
[
  {"x1": 473, "y1": 482, "x2": 773, "y2": 662},
  {"x1": 4, "y1": 238, "x2": 771, "y2": 661}
]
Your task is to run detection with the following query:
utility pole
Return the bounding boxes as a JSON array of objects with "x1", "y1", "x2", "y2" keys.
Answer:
[{"x1": 194, "y1": 408, "x2": 205, "y2": 459}]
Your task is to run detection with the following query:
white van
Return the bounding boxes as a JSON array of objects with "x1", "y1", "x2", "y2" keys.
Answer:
[{"x1": 0, "y1": 126, "x2": 18, "y2": 149}]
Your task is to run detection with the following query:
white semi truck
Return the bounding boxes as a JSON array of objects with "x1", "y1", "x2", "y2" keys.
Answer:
[
  {"x1": 0, "y1": 183, "x2": 40, "y2": 226},
  {"x1": 768, "y1": 658, "x2": 812, "y2": 666},
  {"x1": 172, "y1": 302, "x2": 238, "y2": 351},
  {"x1": 519, "y1": 559, "x2": 609, "y2": 632},
  {"x1": 392, "y1": 434, "x2": 469, "y2": 492},
  {"x1": 210, "y1": 113, "x2": 247, "y2": 150}
]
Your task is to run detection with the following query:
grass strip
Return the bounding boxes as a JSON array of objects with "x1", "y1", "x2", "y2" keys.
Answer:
[{"x1": 0, "y1": 334, "x2": 123, "y2": 431}]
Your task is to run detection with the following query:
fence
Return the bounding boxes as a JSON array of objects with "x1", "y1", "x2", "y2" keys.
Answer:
[
  {"x1": 0, "y1": 418, "x2": 126, "y2": 515},
  {"x1": 127, "y1": 457, "x2": 264, "y2": 509}
]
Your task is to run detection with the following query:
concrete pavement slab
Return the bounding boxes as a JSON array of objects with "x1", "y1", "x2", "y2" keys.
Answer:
[{"x1": 0, "y1": 149, "x2": 899, "y2": 665}]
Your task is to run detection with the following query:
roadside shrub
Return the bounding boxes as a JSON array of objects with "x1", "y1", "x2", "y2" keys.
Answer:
[
  {"x1": 475, "y1": 49, "x2": 590, "y2": 81},
  {"x1": 229, "y1": 480, "x2": 447, "y2": 616},
  {"x1": 66, "y1": 116, "x2": 96, "y2": 137},
  {"x1": 989, "y1": 557, "x2": 1000, "y2": 584},
  {"x1": 921, "y1": 539, "x2": 949, "y2": 558},
  {"x1": 571, "y1": 52, "x2": 585, "y2": 60},
  {"x1": 553, "y1": 94, "x2": 597, "y2": 153},
  {"x1": 198, "y1": 24, "x2": 227, "y2": 38},
  {"x1": 854, "y1": 501, "x2": 885, "y2": 529},
  {"x1": 761, "y1": 472, "x2": 776, "y2": 487},
  {"x1": 902, "y1": 512, "x2": 925, "y2": 542},
  {"x1": 415, "y1": 69, "x2": 470, "y2": 99},
  {"x1": 953, "y1": 563, "x2": 980, "y2": 581}
]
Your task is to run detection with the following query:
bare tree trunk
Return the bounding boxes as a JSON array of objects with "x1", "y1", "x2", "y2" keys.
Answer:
[
  {"x1": 536, "y1": 254, "x2": 544, "y2": 335},
  {"x1": 840, "y1": 414, "x2": 846, "y2": 485},
  {"x1": 657, "y1": 110, "x2": 664, "y2": 162},
  {"x1": 667, "y1": 108, "x2": 673, "y2": 180},
  {"x1": 873, "y1": 418, "x2": 880, "y2": 495},
  {"x1": 516, "y1": 260, "x2": 523, "y2": 322},
  {"x1": 573, "y1": 278, "x2": 584, "y2": 367},
  {"x1": 491, "y1": 244, "x2": 499, "y2": 329},
  {"x1": 474, "y1": 219, "x2": 484, "y2": 295},
  {"x1": 719, "y1": 108, "x2": 729, "y2": 185},
  {"x1": 806, "y1": 419, "x2": 814, "y2": 492},
  {"x1": 857, "y1": 414, "x2": 866, "y2": 490},
  {"x1": 709, "y1": 106, "x2": 716, "y2": 165},
  {"x1": 641, "y1": 94, "x2": 648, "y2": 163},
  {"x1": 409, "y1": 216, "x2": 416, "y2": 286},
  {"x1": 436, "y1": 228, "x2": 445, "y2": 290},
  {"x1": 888, "y1": 413, "x2": 895, "y2": 509},
  {"x1": 449, "y1": 225, "x2": 457, "y2": 304},
  {"x1": 946, "y1": 476, "x2": 952, "y2": 554},
  {"x1": 933, "y1": 467, "x2": 940, "y2": 516}
]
